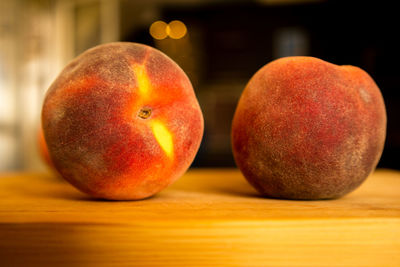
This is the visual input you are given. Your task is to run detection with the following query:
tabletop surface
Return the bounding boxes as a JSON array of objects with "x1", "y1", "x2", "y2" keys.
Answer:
[{"x1": 0, "y1": 168, "x2": 399, "y2": 266}]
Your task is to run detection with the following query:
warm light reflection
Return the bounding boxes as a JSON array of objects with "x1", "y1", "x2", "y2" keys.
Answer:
[
  {"x1": 149, "y1": 21, "x2": 168, "y2": 40},
  {"x1": 167, "y1": 20, "x2": 187, "y2": 39}
]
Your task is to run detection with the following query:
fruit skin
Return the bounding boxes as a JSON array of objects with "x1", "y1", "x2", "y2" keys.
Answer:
[
  {"x1": 42, "y1": 42, "x2": 204, "y2": 200},
  {"x1": 38, "y1": 127, "x2": 55, "y2": 169},
  {"x1": 231, "y1": 56, "x2": 386, "y2": 200}
]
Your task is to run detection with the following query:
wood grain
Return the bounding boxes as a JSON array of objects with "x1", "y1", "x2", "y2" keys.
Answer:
[{"x1": 0, "y1": 168, "x2": 399, "y2": 266}]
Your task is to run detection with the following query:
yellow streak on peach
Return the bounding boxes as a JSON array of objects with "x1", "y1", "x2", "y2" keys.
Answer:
[
  {"x1": 132, "y1": 64, "x2": 151, "y2": 96},
  {"x1": 151, "y1": 120, "x2": 174, "y2": 157},
  {"x1": 132, "y1": 61, "x2": 173, "y2": 158}
]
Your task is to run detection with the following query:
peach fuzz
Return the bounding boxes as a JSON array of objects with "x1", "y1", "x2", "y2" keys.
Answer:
[
  {"x1": 42, "y1": 42, "x2": 204, "y2": 200},
  {"x1": 232, "y1": 56, "x2": 386, "y2": 200}
]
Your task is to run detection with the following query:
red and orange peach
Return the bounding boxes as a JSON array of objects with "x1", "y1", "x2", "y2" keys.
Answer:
[
  {"x1": 42, "y1": 42, "x2": 204, "y2": 200},
  {"x1": 232, "y1": 56, "x2": 386, "y2": 200}
]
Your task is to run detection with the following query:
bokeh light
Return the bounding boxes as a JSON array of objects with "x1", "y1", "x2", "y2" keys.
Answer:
[
  {"x1": 167, "y1": 20, "x2": 187, "y2": 39},
  {"x1": 149, "y1": 21, "x2": 168, "y2": 40}
]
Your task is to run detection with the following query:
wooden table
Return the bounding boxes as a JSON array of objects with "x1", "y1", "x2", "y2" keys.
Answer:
[{"x1": 0, "y1": 168, "x2": 399, "y2": 266}]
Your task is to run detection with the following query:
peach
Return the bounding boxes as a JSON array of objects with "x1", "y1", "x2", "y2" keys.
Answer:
[
  {"x1": 42, "y1": 42, "x2": 204, "y2": 200},
  {"x1": 232, "y1": 56, "x2": 386, "y2": 200}
]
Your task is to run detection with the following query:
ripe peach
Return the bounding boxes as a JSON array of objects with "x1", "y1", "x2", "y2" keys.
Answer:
[
  {"x1": 42, "y1": 42, "x2": 204, "y2": 200},
  {"x1": 232, "y1": 56, "x2": 386, "y2": 200}
]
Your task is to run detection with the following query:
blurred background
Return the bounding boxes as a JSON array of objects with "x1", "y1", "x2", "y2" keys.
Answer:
[{"x1": 0, "y1": 0, "x2": 398, "y2": 171}]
